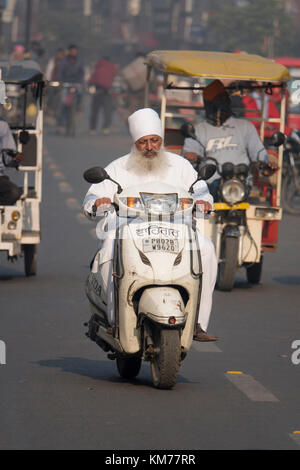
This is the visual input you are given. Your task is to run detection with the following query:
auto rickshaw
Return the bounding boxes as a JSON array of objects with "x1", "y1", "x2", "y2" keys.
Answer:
[
  {"x1": 144, "y1": 50, "x2": 290, "y2": 290},
  {"x1": 0, "y1": 60, "x2": 45, "y2": 276}
]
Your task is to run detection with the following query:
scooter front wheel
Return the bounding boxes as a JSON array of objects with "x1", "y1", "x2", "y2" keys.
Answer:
[
  {"x1": 116, "y1": 355, "x2": 142, "y2": 380},
  {"x1": 151, "y1": 329, "x2": 181, "y2": 390}
]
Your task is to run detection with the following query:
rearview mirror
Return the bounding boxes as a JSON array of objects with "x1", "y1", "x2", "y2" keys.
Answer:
[
  {"x1": 83, "y1": 166, "x2": 108, "y2": 184},
  {"x1": 180, "y1": 122, "x2": 197, "y2": 140},
  {"x1": 198, "y1": 164, "x2": 216, "y2": 181},
  {"x1": 189, "y1": 164, "x2": 216, "y2": 193},
  {"x1": 271, "y1": 131, "x2": 286, "y2": 147}
]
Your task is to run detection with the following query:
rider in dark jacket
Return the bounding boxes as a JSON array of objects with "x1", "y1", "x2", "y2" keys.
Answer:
[{"x1": 56, "y1": 45, "x2": 85, "y2": 129}]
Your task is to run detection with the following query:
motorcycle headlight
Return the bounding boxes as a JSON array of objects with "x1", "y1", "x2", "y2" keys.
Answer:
[
  {"x1": 221, "y1": 179, "x2": 246, "y2": 204},
  {"x1": 140, "y1": 193, "x2": 178, "y2": 214}
]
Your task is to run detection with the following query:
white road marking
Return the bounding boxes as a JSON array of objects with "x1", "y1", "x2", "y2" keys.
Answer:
[{"x1": 225, "y1": 372, "x2": 279, "y2": 402}]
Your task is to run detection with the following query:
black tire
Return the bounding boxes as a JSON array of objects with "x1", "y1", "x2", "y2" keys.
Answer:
[
  {"x1": 281, "y1": 173, "x2": 300, "y2": 215},
  {"x1": 116, "y1": 356, "x2": 142, "y2": 380},
  {"x1": 151, "y1": 329, "x2": 181, "y2": 390},
  {"x1": 246, "y1": 255, "x2": 263, "y2": 284},
  {"x1": 23, "y1": 244, "x2": 37, "y2": 276},
  {"x1": 217, "y1": 236, "x2": 238, "y2": 291}
]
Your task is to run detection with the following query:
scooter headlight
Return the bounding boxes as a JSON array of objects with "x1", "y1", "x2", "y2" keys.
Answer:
[
  {"x1": 179, "y1": 198, "x2": 194, "y2": 210},
  {"x1": 119, "y1": 197, "x2": 142, "y2": 209},
  {"x1": 140, "y1": 193, "x2": 178, "y2": 214},
  {"x1": 221, "y1": 179, "x2": 246, "y2": 205}
]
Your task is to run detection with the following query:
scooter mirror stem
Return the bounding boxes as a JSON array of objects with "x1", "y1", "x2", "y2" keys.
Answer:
[
  {"x1": 188, "y1": 179, "x2": 199, "y2": 194},
  {"x1": 107, "y1": 176, "x2": 123, "y2": 194},
  {"x1": 83, "y1": 166, "x2": 123, "y2": 192}
]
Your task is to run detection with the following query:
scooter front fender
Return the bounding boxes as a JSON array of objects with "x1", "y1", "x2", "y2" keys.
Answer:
[{"x1": 138, "y1": 287, "x2": 187, "y2": 326}]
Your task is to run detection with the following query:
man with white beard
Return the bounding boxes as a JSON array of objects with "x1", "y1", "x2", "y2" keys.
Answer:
[{"x1": 83, "y1": 108, "x2": 218, "y2": 341}]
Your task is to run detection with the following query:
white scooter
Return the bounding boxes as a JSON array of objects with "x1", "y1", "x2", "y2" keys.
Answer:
[{"x1": 83, "y1": 164, "x2": 215, "y2": 389}]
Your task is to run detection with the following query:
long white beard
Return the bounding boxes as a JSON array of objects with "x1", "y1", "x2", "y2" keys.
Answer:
[{"x1": 126, "y1": 145, "x2": 170, "y2": 177}]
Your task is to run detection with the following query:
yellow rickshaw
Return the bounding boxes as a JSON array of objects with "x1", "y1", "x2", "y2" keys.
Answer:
[{"x1": 144, "y1": 51, "x2": 290, "y2": 290}]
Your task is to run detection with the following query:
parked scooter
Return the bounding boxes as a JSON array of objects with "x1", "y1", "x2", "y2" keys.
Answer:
[{"x1": 83, "y1": 164, "x2": 215, "y2": 389}]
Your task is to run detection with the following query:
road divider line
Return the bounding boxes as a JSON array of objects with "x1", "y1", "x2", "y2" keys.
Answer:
[
  {"x1": 49, "y1": 163, "x2": 59, "y2": 170},
  {"x1": 76, "y1": 213, "x2": 92, "y2": 224},
  {"x1": 58, "y1": 181, "x2": 73, "y2": 193},
  {"x1": 225, "y1": 372, "x2": 279, "y2": 402},
  {"x1": 65, "y1": 197, "x2": 81, "y2": 210},
  {"x1": 53, "y1": 171, "x2": 65, "y2": 180},
  {"x1": 45, "y1": 148, "x2": 96, "y2": 238}
]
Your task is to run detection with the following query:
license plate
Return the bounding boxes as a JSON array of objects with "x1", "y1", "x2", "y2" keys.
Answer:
[{"x1": 142, "y1": 238, "x2": 179, "y2": 253}]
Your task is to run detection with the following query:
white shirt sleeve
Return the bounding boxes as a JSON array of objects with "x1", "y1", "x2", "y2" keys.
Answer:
[
  {"x1": 83, "y1": 178, "x2": 117, "y2": 218},
  {"x1": 180, "y1": 157, "x2": 214, "y2": 206}
]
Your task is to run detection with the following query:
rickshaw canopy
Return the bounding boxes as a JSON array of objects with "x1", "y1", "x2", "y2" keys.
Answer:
[
  {"x1": 146, "y1": 51, "x2": 291, "y2": 83},
  {"x1": 0, "y1": 59, "x2": 44, "y2": 84}
]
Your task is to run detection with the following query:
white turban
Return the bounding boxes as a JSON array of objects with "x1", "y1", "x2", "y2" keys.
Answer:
[{"x1": 128, "y1": 108, "x2": 163, "y2": 143}]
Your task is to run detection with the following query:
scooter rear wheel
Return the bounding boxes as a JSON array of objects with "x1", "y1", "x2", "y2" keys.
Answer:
[
  {"x1": 151, "y1": 329, "x2": 181, "y2": 390},
  {"x1": 116, "y1": 355, "x2": 142, "y2": 380}
]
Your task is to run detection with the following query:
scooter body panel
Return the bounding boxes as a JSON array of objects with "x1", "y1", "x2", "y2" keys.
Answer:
[{"x1": 117, "y1": 221, "x2": 201, "y2": 354}]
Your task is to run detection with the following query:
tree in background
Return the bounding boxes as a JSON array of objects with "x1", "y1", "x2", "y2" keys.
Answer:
[{"x1": 208, "y1": 0, "x2": 298, "y2": 57}]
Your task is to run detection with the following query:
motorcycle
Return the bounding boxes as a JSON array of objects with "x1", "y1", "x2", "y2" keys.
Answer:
[
  {"x1": 281, "y1": 129, "x2": 300, "y2": 215},
  {"x1": 83, "y1": 163, "x2": 216, "y2": 389},
  {"x1": 181, "y1": 122, "x2": 282, "y2": 291}
]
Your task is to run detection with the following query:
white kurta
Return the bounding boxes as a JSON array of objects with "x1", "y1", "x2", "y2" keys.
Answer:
[{"x1": 83, "y1": 151, "x2": 217, "y2": 331}]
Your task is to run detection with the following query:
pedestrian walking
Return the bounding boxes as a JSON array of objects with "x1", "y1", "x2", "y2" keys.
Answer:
[{"x1": 89, "y1": 56, "x2": 118, "y2": 135}]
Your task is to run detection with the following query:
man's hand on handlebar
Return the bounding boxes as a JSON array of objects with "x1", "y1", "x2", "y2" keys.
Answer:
[
  {"x1": 92, "y1": 197, "x2": 112, "y2": 215},
  {"x1": 195, "y1": 200, "x2": 212, "y2": 214},
  {"x1": 12, "y1": 152, "x2": 23, "y2": 163},
  {"x1": 94, "y1": 197, "x2": 112, "y2": 207},
  {"x1": 184, "y1": 152, "x2": 198, "y2": 163}
]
